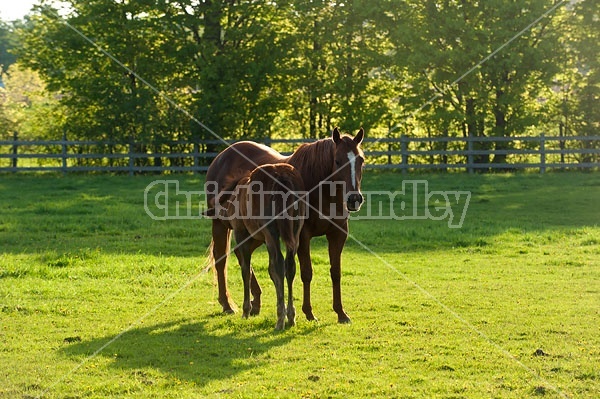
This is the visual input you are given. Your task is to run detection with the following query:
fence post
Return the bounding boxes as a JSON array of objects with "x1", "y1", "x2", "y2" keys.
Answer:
[
  {"x1": 193, "y1": 140, "x2": 200, "y2": 174},
  {"x1": 61, "y1": 131, "x2": 68, "y2": 174},
  {"x1": 387, "y1": 126, "x2": 392, "y2": 165},
  {"x1": 128, "y1": 138, "x2": 135, "y2": 176},
  {"x1": 540, "y1": 133, "x2": 546, "y2": 174},
  {"x1": 400, "y1": 135, "x2": 408, "y2": 174},
  {"x1": 12, "y1": 131, "x2": 18, "y2": 170},
  {"x1": 467, "y1": 136, "x2": 474, "y2": 174}
]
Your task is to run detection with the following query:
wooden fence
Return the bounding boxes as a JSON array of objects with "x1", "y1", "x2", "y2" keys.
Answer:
[{"x1": 0, "y1": 134, "x2": 598, "y2": 174}]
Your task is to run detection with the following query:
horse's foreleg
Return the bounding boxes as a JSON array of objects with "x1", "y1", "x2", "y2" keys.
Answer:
[
  {"x1": 240, "y1": 261, "x2": 252, "y2": 318},
  {"x1": 326, "y1": 231, "x2": 351, "y2": 324},
  {"x1": 298, "y1": 234, "x2": 317, "y2": 321},
  {"x1": 285, "y1": 248, "x2": 297, "y2": 327},
  {"x1": 212, "y1": 220, "x2": 236, "y2": 314},
  {"x1": 266, "y1": 237, "x2": 286, "y2": 330}
]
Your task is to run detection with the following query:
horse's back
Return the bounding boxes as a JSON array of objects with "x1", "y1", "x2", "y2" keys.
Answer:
[
  {"x1": 250, "y1": 163, "x2": 303, "y2": 189},
  {"x1": 206, "y1": 141, "x2": 284, "y2": 208}
]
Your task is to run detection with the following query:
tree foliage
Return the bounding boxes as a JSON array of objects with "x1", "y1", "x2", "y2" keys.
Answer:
[
  {"x1": 0, "y1": 20, "x2": 19, "y2": 70},
  {"x1": 0, "y1": 0, "x2": 596, "y2": 156}
]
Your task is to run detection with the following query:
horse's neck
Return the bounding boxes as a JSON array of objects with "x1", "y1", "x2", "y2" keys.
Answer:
[{"x1": 286, "y1": 140, "x2": 335, "y2": 191}]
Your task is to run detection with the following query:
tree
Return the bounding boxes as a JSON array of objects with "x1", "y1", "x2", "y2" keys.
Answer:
[
  {"x1": 558, "y1": 0, "x2": 600, "y2": 163},
  {"x1": 567, "y1": 0, "x2": 599, "y2": 134},
  {"x1": 281, "y1": 0, "x2": 397, "y2": 138},
  {"x1": 18, "y1": 0, "x2": 182, "y2": 145},
  {"x1": 0, "y1": 63, "x2": 62, "y2": 140},
  {"x1": 10, "y1": 0, "x2": 595, "y2": 162},
  {"x1": 177, "y1": 0, "x2": 297, "y2": 140},
  {"x1": 16, "y1": 0, "x2": 300, "y2": 144},
  {"x1": 0, "y1": 20, "x2": 19, "y2": 71},
  {"x1": 387, "y1": 0, "x2": 566, "y2": 166}
]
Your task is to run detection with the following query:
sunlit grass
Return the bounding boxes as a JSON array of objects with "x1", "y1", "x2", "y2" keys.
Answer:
[{"x1": 1, "y1": 172, "x2": 599, "y2": 398}]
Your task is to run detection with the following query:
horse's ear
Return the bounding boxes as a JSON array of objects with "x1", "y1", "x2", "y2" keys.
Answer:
[
  {"x1": 332, "y1": 127, "x2": 341, "y2": 143},
  {"x1": 354, "y1": 127, "x2": 364, "y2": 145}
]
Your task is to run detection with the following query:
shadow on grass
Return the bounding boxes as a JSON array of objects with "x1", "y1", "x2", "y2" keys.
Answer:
[
  {"x1": 345, "y1": 172, "x2": 600, "y2": 253},
  {"x1": 60, "y1": 317, "x2": 307, "y2": 388},
  {"x1": 1, "y1": 173, "x2": 599, "y2": 256}
]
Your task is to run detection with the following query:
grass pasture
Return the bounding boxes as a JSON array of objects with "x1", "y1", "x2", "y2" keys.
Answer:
[{"x1": 0, "y1": 172, "x2": 599, "y2": 398}]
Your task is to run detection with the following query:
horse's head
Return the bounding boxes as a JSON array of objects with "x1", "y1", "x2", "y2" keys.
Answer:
[{"x1": 332, "y1": 127, "x2": 365, "y2": 212}]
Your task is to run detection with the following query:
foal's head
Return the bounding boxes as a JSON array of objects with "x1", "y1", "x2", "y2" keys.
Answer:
[{"x1": 332, "y1": 127, "x2": 365, "y2": 212}]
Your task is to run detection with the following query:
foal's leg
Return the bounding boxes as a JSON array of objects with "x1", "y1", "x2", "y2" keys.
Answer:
[
  {"x1": 212, "y1": 220, "x2": 235, "y2": 314},
  {"x1": 248, "y1": 239, "x2": 264, "y2": 316},
  {"x1": 235, "y1": 239, "x2": 252, "y2": 319},
  {"x1": 298, "y1": 232, "x2": 317, "y2": 321},
  {"x1": 284, "y1": 247, "x2": 297, "y2": 327},
  {"x1": 234, "y1": 230, "x2": 253, "y2": 318},
  {"x1": 265, "y1": 235, "x2": 286, "y2": 330},
  {"x1": 235, "y1": 240, "x2": 262, "y2": 316}
]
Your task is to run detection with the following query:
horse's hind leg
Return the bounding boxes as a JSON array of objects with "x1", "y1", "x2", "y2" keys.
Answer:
[
  {"x1": 266, "y1": 236, "x2": 286, "y2": 330},
  {"x1": 212, "y1": 220, "x2": 236, "y2": 314},
  {"x1": 284, "y1": 247, "x2": 297, "y2": 327},
  {"x1": 234, "y1": 231, "x2": 253, "y2": 318},
  {"x1": 249, "y1": 268, "x2": 262, "y2": 315},
  {"x1": 235, "y1": 247, "x2": 262, "y2": 316},
  {"x1": 248, "y1": 240, "x2": 263, "y2": 316}
]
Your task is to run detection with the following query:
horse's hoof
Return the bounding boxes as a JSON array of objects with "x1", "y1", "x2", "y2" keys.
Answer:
[
  {"x1": 221, "y1": 301, "x2": 237, "y2": 314},
  {"x1": 275, "y1": 321, "x2": 285, "y2": 331},
  {"x1": 338, "y1": 314, "x2": 351, "y2": 324},
  {"x1": 305, "y1": 314, "x2": 318, "y2": 322},
  {"x1": 251, "y1": 298, "x2": 261, "y2": 307},
  {"x1": 287, "y1": 311, "x2": 296, "y2": 327},
  {"x1": 249, "y1": 307, "x2": 261, "y2": 316}
]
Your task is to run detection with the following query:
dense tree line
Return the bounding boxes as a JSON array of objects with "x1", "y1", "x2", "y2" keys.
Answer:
[{"x1": 0, "y1": 0, "x2": 598, "y2": 164}]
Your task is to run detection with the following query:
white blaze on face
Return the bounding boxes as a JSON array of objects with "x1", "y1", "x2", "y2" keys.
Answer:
[{"x1": 347, "y1": 151, "x2": 357, "y2": 190}]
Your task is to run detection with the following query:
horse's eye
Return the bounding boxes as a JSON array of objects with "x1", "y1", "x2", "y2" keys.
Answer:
[{"x1": 335, "y1": 160, "x2": 341, "y2": 167}]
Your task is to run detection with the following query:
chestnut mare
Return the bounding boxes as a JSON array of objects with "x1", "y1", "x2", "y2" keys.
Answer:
[
  {"x1": 205, "y1": 127, "x2": 365, "y2": 323},
  {"x1": 213, "y1": 163, "x2": 306, "y2": 330}
]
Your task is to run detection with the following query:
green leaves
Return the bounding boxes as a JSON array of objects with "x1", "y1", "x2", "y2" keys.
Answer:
[{"x1": 2, "y1": 0, "x2": 597, "y2": 149}]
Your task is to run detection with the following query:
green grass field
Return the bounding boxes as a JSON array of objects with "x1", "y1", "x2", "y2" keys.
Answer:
[{"x1": 1, "y1": 172, "x2": 599, "y2": 398}]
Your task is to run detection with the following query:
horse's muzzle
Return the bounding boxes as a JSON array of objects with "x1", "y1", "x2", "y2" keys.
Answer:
[{"x1": 346, "y1": 192, "x2": 364, "y2": 212}]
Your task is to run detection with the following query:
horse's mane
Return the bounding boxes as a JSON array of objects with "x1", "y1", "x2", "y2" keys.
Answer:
[{"x1": 287, "y1": 138, "x2": 335, "y2": 190}]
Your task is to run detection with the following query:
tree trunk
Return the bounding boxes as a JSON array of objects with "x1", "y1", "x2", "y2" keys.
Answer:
[
  {"x1": 466, "y1": 97, "x2": 489, "y2": 172},
  {"x1": 308, "y1": 18, "x2": 320, "y2": 139}
]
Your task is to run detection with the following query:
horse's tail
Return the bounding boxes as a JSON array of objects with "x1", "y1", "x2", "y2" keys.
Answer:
[
  {"x1": 202, "y1": 229, "x2": 232, "y2": 287},
  {"x1": 202, "y1": 239, "x2": 215, "y2": 274}
]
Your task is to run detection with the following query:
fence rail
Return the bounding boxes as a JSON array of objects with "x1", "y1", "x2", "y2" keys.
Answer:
[{"x1": 0, "y1": 134, "x2": 598, "y2": 174}]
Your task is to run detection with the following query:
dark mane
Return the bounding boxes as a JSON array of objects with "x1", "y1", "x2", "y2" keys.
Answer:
[{"x1": 286, "y1": 138, "x2": 335, "y2": 189}]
